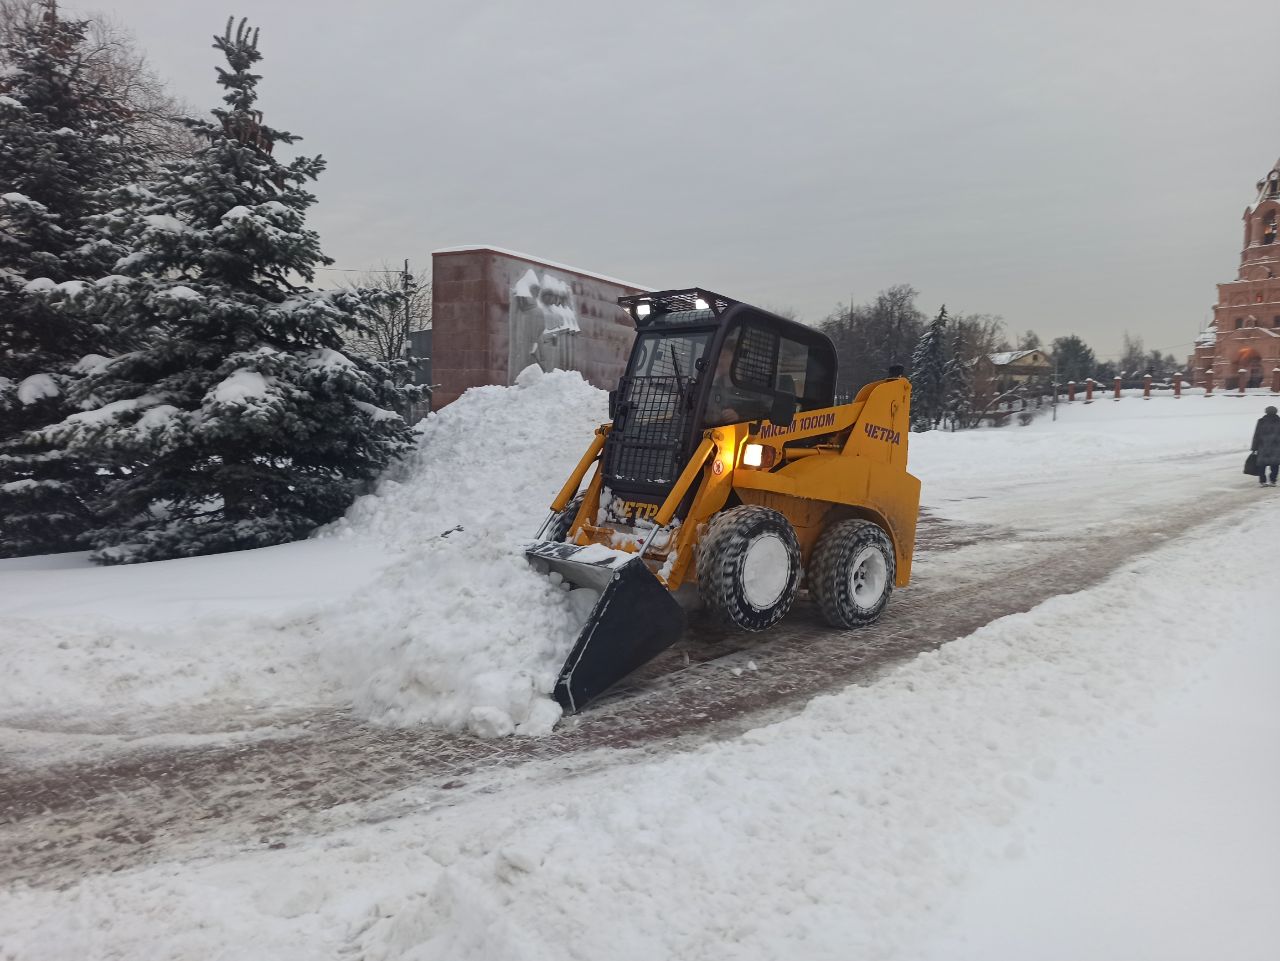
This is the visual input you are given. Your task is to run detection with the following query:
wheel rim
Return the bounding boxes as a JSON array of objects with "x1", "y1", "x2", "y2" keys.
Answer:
[
  {"x1": 849, "y1": 545, "x2": 888, "y2": 609},
  {"x1": 741, "y1": 533, "x2": 789, "y2": 609}
]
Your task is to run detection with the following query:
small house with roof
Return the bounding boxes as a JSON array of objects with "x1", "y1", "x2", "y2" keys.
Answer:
[{"x1": 973, "y1": 348, "x2": 1053, "y2": 394}]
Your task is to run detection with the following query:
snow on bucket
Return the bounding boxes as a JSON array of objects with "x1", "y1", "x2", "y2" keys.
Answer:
[{"x1": 526, "y1": 541, "x2": 686, "y2": 712}]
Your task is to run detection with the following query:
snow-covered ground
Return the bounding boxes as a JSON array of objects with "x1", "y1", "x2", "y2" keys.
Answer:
[
  {"x1": 2, "y1": 378, "x2": 1277, "y2": 959},
  {"x1": 913, "y1": 387, "x2": 1257, "y2": 535},
  {"x1": 922, "y1": 615, "x2": 1280, "y2": 961},
  {"x1": 2, "y1": 380, "x2": 1268, "y2": 749}
]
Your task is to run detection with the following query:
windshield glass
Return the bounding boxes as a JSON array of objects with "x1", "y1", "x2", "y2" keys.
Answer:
[
  {"x1": 706, "y1": 328, "x2": 773, "y2": 426},
  {"x1": 627, "y1": 329, "x2": 713, "y2": 382}
]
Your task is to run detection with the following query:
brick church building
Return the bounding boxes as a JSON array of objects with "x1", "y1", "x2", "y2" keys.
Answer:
[{"x1": 1189, "y1": 155, "x2": 1280, "y2": 389}]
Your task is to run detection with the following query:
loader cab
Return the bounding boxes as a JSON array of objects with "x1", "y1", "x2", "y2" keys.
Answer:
[
  {"x1": 704, "y1": 317, "x2": 836, "y2": 427},
  {"x1": 603, "y1": 289, "x2": 836, "y2": 513}
]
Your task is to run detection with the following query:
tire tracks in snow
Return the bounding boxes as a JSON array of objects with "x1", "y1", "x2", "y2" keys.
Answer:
[{"x1": 0, "y1": 487, "x2": 1258, "y2": 889}]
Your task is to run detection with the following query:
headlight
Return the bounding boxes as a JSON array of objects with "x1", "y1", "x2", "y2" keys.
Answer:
[{"x1": 742, "y1": 443, "x2": 764, "y2": 468}]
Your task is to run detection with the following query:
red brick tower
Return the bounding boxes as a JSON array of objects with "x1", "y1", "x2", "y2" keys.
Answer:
[{"x1": 1192, "y1": 157, "x2": 1280, "y2": 388}]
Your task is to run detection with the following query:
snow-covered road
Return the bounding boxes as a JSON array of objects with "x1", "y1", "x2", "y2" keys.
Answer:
[
  {"x1": 3, "y1": 493, "x2": 1275, "y2": 960},
  {"x1": 2, "y1": 484, "x2": 1251, "y2": 893},
  {"x1": 2, "y1": 380, "x2": 1277, "y2": 959}
]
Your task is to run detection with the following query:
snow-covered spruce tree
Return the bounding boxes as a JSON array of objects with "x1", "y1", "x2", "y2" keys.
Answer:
[
  {"x1": 0, "y1": 5, "x2": 145, "y2": 556},
  {"x1": 36, "y1": 18, "x2": 419, "y2": 563},
  {"x1": 944, "y1": 324, "x2": 973, "y2": 430},
  {"x1": 908, "y1": 306, "x2": 948, "y2": 431}
]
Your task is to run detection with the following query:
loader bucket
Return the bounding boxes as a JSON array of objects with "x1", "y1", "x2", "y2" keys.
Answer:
[{"x1": 526, "y1": 541, "x2": 687, "y2": 713}]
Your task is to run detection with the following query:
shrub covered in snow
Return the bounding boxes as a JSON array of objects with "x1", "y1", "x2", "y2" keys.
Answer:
[
  {"x1": 0, "y1": 11, "x2": 147, "y2": 556},
  {"x1": 30, "y1": 20, "x2": 420, "y2": 564}
]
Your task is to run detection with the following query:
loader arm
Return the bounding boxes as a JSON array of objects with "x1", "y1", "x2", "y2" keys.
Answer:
[{"x1": 550, "y1": 426, "x2": 609, "y2": 513}]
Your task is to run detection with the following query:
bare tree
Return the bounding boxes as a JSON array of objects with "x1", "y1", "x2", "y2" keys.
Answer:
[
  {"x1": 951, "y1": 312, "x2": 1006, "y2": 364},
  {"x1": 1, "y1": 0, "x2": 198, "y2": 164},
  {"x1": 1118, "y1": 332, "x2": 1147, "y2": 383},
  {"x1": 819, "y1": 284, "x2": 926, "y2": 397},
  {"x1": 762, "y1": 304, "x2": 801, "y2": 322},
  {"x1": 341, "y1": 263, "x2": 432, "y2": 368}
]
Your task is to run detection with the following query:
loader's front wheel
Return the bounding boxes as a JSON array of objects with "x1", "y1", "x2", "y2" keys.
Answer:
[
  {"x1": 809, "y1": 519, "x2": 895, "y2": 629},
  {"x1": 697, "y1": 506, "x2": 801, "y2": 631}
]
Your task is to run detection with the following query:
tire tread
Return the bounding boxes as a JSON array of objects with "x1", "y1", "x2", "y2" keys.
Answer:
[
  {"x1": 810, "y1": 519, "x2": 895, "y2": 629},
  {"x1": 697, "y1": 505, "x2": 801, "y2": 631}
]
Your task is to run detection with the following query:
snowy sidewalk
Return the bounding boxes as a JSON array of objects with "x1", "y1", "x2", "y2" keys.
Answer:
[
  {"x1": 2, "y1": 502, "x2": 1275, "y2": 960},
  {"x1": 923, "y1": 616, "x2": 1280, "y2": 961}
]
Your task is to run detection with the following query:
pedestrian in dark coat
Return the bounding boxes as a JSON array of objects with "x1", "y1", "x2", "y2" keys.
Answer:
[{"x1": 1252, "y1": 406, "x2": 1280, "y2": 486}]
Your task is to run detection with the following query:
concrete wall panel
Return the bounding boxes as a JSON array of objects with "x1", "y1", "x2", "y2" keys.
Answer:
[{"x1": 431, "y1": 248, "x2": 647, "y2": 407}]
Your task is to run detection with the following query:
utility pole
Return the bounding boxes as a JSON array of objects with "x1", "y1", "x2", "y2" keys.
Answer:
[
  {"x1": 402, "y1": 258, "x2": 412, "y2": 360},
  {"x1": 1052, "y1": 357, "x2": 1059, "y2": 422}
]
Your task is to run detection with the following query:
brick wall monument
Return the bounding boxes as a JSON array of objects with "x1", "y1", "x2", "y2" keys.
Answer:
[{"x1": 430, "y1": 246, "x2": 649, "y2": 408}]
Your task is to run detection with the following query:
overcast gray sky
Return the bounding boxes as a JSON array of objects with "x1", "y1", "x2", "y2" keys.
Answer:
[{"x1": 98, "y1": 0, "x2": 1275, "y2": 359}]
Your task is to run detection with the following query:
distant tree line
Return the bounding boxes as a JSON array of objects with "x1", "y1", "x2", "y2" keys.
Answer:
[{"x1": 806, "y1": 286, "x2": 1183, "y2": 431}]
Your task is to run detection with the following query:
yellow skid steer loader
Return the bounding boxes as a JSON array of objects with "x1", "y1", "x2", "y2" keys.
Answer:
[{"x1": 527, "y1": 289, "x2": 920, "y2": 712}]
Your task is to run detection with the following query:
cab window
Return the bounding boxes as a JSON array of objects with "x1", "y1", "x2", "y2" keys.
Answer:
[
  {"x1": 627, "y1": 329, "x2": 712, "y2": 381},
  {"x1": 706, "y1": 327, "x2": 774, "y2": 426},
  {"x1": 777, "y1": 336, "x2": 835, "y2": 410},
  {"x1": 708, "y1": 322, "x2": 834, "y2": 425}
]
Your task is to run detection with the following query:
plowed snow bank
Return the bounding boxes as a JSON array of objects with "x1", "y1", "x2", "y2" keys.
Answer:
[
  {"x1": 323, "y1": 368, "x2": 609, "y2": 735},
  {"x1": 0, "y1": 370, "x2": 608, "y2": 739}
]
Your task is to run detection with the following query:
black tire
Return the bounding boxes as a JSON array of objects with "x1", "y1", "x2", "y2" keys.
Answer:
[
  {"x1": 697, "y1": 505, "x2": 802, "y2": 631},
  {"x1": 547, "y1": 493, "x2": 587, "y2": 543},
  {"x1": 809, "y1": 519, "x2": 896, "y2": 629}
]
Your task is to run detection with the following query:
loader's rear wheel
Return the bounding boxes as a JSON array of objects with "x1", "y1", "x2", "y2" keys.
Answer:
[
  {"x1": 697, "y1": 506, "x2": 801, "y2": 631},
  {"x1": 809, "y1": 519, "x2": 896, "y2": 629},
  {"x1": 547, "y1": 493, "x2": 586, "y2": 543}
]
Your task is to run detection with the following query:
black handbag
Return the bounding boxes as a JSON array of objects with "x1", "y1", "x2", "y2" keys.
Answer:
[{"x1": 1245, "y1": 452, "x2": 1260, "y2": 476}]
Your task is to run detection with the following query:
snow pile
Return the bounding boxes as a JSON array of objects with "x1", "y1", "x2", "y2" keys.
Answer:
[
  {"x1": 332, "y1": 368, "x2": 605, "y2": 552},
  {"x1": 0, "y1": 371, "x2": 608, "y2": 740},
  {"x1": 322, "y1": 370, "x2": 609, "y2": 735}
]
